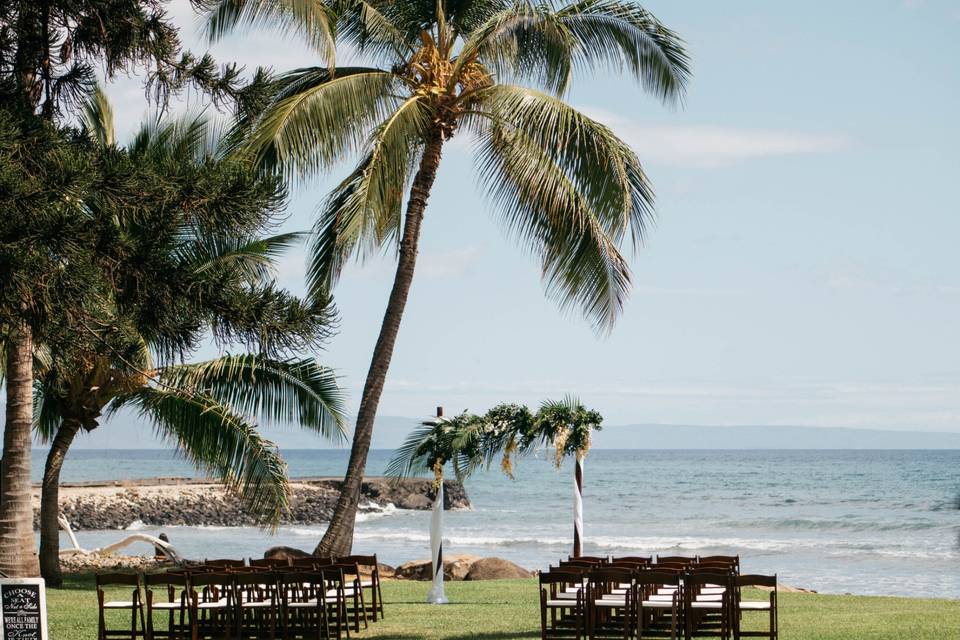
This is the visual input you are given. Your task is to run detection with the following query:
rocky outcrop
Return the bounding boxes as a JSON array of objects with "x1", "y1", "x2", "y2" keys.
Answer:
[
  {"x1": 465, "y1": 557, "x2": 534, "y2": 580},
  {"x1": 36, "y1": 477, "x2": 470, "y2": 531},
  {"x1": 263, "y1": 546, "x2": 313, "y2": 561},
  {"x1": 394, "y1": 555, "x2": 533, "y2": 581},
  {"x1": 60, "y1": 554, "x2": 171, "y2": 574}
]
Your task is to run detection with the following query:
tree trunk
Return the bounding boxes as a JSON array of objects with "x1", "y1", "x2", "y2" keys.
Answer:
[
  {"x1": 39, "y1": 418, "x2": 82, "y2": 587},
  {"x1": 315, "y1": 131, "x2": 446, "y2": 557},
  {"x1": 0, "y1": 320, "x2": 40, "y2": 577}
]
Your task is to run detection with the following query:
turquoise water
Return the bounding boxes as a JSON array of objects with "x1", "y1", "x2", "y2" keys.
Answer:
[{"x1": 36, "y1": 449, "x2": 960, "y2": 598}]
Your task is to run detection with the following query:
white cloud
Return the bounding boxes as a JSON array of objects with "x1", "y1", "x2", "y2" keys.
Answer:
[{"x1": 582, "y1": 107, "x2": 851, "y2": 168}]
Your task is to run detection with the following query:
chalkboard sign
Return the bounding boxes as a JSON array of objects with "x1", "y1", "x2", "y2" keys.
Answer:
[{"x1": 0, "y1": 578, "x2": 47, "y2": 640}]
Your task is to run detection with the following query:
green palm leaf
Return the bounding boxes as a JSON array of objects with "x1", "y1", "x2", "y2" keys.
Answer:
[
  {"x1": 157, "y1": 354, "x2": 348, "y2": 442},
  {"x1": 80, "y1": 84, "x2": 116, "y2": 147},
  {"x1": 32, "y1": 378, "x2": 64, "y2": 443},
  {"x1": 244, "y1": 66, "x2": 403, "y2": 179},
  {"x1": 184, "y1": 231, "x2": 308, "y2": 286},
  {"x1": 469, "y1": 84, "x2": 653, "y2": 332},
  {"x1": 110, "y1": 386, "x2": 291, "y2": 527},
  {"x1": 307, "y1": 96, "x2": 431, "y2": 296},
  {"x1": 201, "y1": 0, "x2": 338, "y2": 64},
  {"x1": 455, "y1": 0, "x2": 690, "y2": 100},
  {"x1": 384, "y1": 419, "x2": 447, "y2": 479}
]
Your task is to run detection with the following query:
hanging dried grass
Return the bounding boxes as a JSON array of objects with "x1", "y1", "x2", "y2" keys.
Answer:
[
  {"x1": 553, "y1": 427, "x2": 569, "y2": 469},
  {"x1": 432, "y1": 457, "x2": 444, "y2": 490},
  {"x1": 500, "y1": 437, "x2": 517, "y2": 479}
]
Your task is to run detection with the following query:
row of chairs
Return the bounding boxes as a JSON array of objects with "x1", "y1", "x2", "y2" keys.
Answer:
[
  {"x1": 96, "y1": 555, "x2": 384, "y2": 640},
  {"x1": 539, "y1": 555, "x2": 777, "y2": 640}
]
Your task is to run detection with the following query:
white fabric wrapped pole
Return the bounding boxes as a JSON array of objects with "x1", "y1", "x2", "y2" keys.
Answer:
[
  {"x1": 573, "y1": 456, "x2": 584, "y2": 558},
  {"x1": 426, "y1": 481, "x2": 448, "y2": 604}
]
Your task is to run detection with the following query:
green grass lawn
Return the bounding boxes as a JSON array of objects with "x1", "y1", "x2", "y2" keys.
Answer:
[{"x1": 51, "y1": 574, "x2": 960, "y2": 639}]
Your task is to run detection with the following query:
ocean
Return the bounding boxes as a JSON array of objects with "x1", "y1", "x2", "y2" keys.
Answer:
[{"x1": 35, "y1": 449, "x2": 960, "y2": 598}]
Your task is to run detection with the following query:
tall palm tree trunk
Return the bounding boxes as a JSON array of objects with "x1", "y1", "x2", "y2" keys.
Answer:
[
  {"x1": 0, "y1": 319, "x2": 40, "y2": 576},
  {"x1": 316, "y1": 131, "x2": 445, "y2": 557},
  {"x1": 39, "y1": 418, "x2": 82, "y2": 586}
]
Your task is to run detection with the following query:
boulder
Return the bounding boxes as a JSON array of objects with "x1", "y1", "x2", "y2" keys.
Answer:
[
  {"x1": 465, "y1": 557, "x2": 534, "y2": 581},
  {"x1": 396, "y1": 494, "x2": 432, "y2": 510},
  {"x1": 359, "y1": 563, "x2": 396, "y2": 579},
  {"x1": 394, "y1": 554, "x2": 481, "y2": 581},
  {"x1": 264, "y1": 545, "x2": 312, "y2": 561}
]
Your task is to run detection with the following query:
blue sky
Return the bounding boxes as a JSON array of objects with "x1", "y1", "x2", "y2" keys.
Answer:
[{"x1": 102, "y1": 0, "x2": 960, "y2": 434}]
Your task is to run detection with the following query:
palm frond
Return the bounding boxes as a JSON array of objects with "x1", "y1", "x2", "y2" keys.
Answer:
[
  {"x1": 244, "y1": 66, "x2": 403, "y2": 179},
  {"x1": 556, "y1": 0, "x2": 690, "y2": 104},
  {"x1": 455, "y1": 0, "x2": 690, "y2": 101},
  {"x1": 455, "y1": 1, "x2": 575, "y2": 95},
  {"x1": 157, "y1": 354, "x2": 348, "y2": 443},
  {"x1": 80, "y1": 84, "x2": 115, "y2": 147},
  {"x1": 201, "y1": 0, "x2": 337, "y2": 64},
  {"x1": 33, "y1": 378, "x2": 64, "y2": 443},
  {"x1": 306, "y1": 96, "x2": 431, "y2": 297},
  {"x1": 337, "y1": 1, "x2": 416, "y2": 62},
  {"x1": 384, "y1": 419, "x2": 447, "y2": 479},
  {"x1": 183, "y1": 231, "x2": 307, "y2": 285},
  {"x1": 469, "y1": 84, "x2": 654, "y2": 332},
  {"x1": 110, "y1": 386, "x2": 291, "y2": 527}
]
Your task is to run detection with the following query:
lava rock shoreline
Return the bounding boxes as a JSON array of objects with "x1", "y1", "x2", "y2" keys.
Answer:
[{"x1": 32, "y1": 477, "x2": 469, "y2": 530}]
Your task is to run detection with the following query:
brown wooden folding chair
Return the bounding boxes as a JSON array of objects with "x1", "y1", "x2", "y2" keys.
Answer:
[
  {"x1": 188, "y1": 571, "x2": 237, "y2": 640},
  {"x1": 96, "y1": 573, "x2": 146, "y2": 640},
  {"x1": 733, "y1": 575, "x2": 777, "y2": 640},
  {"x1": 587, "y1": 566, "x2": 636, "y2": 640},
  {"x1": 540, "y1": 569, "x2": 588, "y2": 640},
  {"x1": 636, "y1": 570, "x2": 682, "y2": 640},
  {"x1": 684, "y1": 570, "x2": 735, "y2": 640},
  {"x1": 144, "y1": 572, "x2": 190, "y2": 640},
  {"x1": 336, "y1": 554, "x2": 384, "y2": 621}
]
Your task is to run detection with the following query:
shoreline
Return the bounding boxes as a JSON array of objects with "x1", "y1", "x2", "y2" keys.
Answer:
[{"x1": 35, "y1": 477, "x2": 470, "y2": 530}]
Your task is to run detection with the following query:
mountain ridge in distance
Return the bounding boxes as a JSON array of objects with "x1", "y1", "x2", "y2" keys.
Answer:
[{"x1": 63, "y1": 412, "x2": 960, "y2": 450}]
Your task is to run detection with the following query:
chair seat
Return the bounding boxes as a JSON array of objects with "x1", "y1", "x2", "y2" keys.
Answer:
[
  {"x1": 691, "y1": 601, "x2": 722, "y2": 609},
  {"x1": 595, "y1": 599, "x2": 627, "y2": 607},
  {"x1": 545, "y1": 599, "x2": 581, "y2": 608},
  {"x1": 288, "y1": 600, "x2": 319, "y2": 608},
  {"x1": 149, "y1": 602, "x2": 182, "y2": 610},
  {"x1": 103, "y1": 601, "x2": 139, "y2": 609},
  {"x1": 647, "y1": 594, "x2": 674, "y2": 602},
  {"x1": 197, "y1": 599, "x2": 230, "y2": 610},
  {"x1": 360, "y1": 580, "x2": 374, "y2": 588},
  {"x1": 701, "y1": 587, "x2": 726, "y2": 594},
  {"x1": 696, "y1": 594, "x2": 723, "y2": 602},
  {"x1": 641, "y1": 600, "x2": 676, "y2": 609},
  {"x1": 241, "y1": 600, "x2": 276, "y2": 609},
  {"x1": 739, "y1": 601, "x2": 772, "y2": 610}
]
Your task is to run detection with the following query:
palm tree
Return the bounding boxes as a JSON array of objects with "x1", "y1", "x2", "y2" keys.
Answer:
[
  {"x1": 385, "y1": 411, "x2": 485, "y2": 603},
  {"x1": 204, "y1": 0, "x2": 690, "y2": 555},
  {"x1": 0, "y1": 0, "x2": 254, "y2": 578},
  {"x1": 30, "y1": 89, "x2": 347, "y2": 586}
]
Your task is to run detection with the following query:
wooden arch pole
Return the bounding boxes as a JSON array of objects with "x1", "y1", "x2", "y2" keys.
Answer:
[
  {"x1": 573, "y1": 455, "x2": 584, "y2": 558},
  {"x1": 426, "y1": 406, "x2": 448, "y2": 604}
]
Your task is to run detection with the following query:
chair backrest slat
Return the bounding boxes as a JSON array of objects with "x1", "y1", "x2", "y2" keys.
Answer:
[{"x1": 737, "y1": 574, "x2": 777, "y2": 588}]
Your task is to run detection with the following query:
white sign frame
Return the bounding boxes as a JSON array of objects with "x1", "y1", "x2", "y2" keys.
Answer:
[{"x1": 0, "y1": 578, "x2": 48, "y2": 640}]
